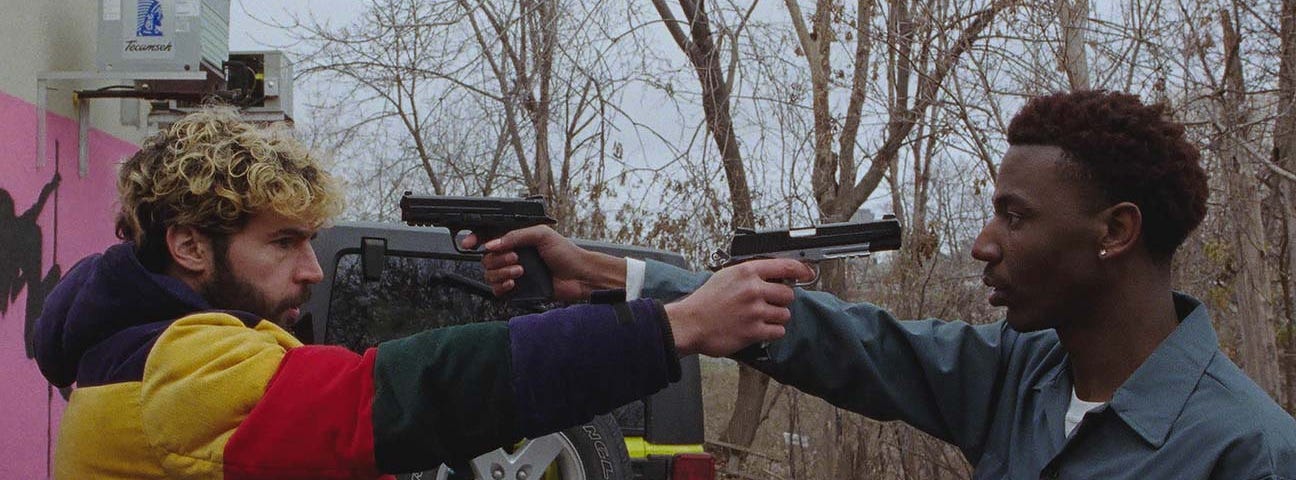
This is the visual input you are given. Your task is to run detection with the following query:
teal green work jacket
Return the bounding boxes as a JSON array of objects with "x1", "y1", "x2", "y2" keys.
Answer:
[{"x1": 640, "y1": 260, "x2": 1296, "y2": 480}]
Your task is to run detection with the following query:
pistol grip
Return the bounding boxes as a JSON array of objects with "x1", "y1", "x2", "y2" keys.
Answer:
[{"x1": 510, "y1": 246, "x2": 554, "y2": 305}]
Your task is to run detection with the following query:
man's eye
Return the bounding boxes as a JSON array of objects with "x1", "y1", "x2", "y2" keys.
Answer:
[
  {"x1": 1005, "y1": 212, "x2": 1023, "y2": 227},
  {"x1": 274, "y1": 238, "x2": 295, "y2": 247}
]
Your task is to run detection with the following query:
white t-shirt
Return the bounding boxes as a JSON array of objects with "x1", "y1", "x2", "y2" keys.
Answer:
[{"x1": 1067, "y1": 388, "x2": 1105, "y2": 437}]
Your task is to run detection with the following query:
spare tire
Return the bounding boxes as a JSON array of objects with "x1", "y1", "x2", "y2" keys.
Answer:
[{"x1": 397, "y1": 414, "x2": 630, "y2": 480}]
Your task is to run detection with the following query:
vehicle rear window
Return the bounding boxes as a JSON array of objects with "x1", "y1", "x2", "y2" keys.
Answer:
[{"x1": 325, "y1": 253, "x2": 537, "y2": 352}]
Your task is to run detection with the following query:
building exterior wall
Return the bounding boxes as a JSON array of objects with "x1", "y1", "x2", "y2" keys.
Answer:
[{"x1": 1, "y1": 2, "x2": 153, "y2": 478}]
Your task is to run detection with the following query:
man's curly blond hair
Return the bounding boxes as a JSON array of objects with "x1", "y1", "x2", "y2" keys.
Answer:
[{"x1": 116, "y1": 108, "x2": 343, "y2": 268}]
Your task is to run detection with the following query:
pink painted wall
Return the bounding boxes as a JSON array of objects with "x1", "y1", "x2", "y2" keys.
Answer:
[{"x1": 0, "y1": 90, "x2": 139, "y2": 479}]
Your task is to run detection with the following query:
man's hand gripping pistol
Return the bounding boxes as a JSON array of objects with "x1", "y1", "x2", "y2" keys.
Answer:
[{"x1": 400, "y1": 192, "x2": 557, "y2": 305}]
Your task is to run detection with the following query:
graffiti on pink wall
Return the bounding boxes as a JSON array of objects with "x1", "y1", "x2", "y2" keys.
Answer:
[
  {"x1": 0, "y1": 90, "x2": 139, "y2": 479},
  {"x1": 1, "y1": 173, "x2": 60, "y2": 359}
]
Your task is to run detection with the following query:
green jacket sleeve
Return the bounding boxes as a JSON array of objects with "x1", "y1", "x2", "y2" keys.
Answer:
[
  {"x1": 373, "y1": 322, "x2": 517, "y2": 471},
  {"x1": 371, "y1": 297, "x2": 680, "y2": 474}
]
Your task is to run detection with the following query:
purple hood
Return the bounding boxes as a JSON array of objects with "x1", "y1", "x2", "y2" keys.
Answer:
[{"x1": 34, "y1": 243, "x2": 210, "y2": 387}]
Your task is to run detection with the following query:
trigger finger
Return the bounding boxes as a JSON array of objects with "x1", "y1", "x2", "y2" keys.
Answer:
[
  {"x1": 460, "y1": 233, "x2": 481, "y2": 250},
  {"x1": 481, "y1": 251, "x2": 520, "y2": 270}
]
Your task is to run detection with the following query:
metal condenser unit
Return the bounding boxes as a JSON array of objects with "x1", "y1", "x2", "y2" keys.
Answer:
[{"x1": 95, "y1": 0, "x2": 230, "y2": 77}]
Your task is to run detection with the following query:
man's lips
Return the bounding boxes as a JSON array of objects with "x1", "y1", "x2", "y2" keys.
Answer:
[
  {"x1": 282, "y1": 306, "x2": 302, "y2": 326},
  {"x1": 982, "y1": 275, "x2": 1009, "y2": 307},
  {"x1": 279, "y1": 291, "x2": 311, "y2": 326}
]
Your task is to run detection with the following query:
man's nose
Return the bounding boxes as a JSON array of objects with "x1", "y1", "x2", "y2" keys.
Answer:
[
  {"x1": 971, "y1": 225, "x2": 1000, "y2": 263},
  {"x1": 297, "y1": 246, "x2": 324, "y2": 284}
]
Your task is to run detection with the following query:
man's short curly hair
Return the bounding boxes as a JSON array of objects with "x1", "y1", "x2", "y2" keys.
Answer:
[
  {"x1": 1007, "y1": 90, "x2": 1209, "y2": 260},
  {"x1": 116, "y1": 108, "x2": 343, "y2": 269}
]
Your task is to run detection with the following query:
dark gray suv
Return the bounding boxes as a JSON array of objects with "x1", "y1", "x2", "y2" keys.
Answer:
[{"x1": 297, "y1": 221, "x2": 715, "y2": 480}]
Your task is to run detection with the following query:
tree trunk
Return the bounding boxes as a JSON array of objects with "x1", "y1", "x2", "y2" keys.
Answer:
[
  {"x1": 1221, "y1": 9, "x2": 1285, "y2": 405},
  {"x1": 502, "y1": 0, "x2": 561, "y2": 211},
  {"x1": 1057, "y1": 0, "x2": 1090, "y2": 90},
  {"x1": 1281, "y1": 160, "x2": 1296, "y2": 413},
  {"x1": 650, "y1": 0, "x2": 762, "y2": 466},
  {"x1": 1274, "y1": 0, "x2": 1296, "y2": 412},
  {"x1": 530, "y1": 0, "x2": 557, "y2": 202}
]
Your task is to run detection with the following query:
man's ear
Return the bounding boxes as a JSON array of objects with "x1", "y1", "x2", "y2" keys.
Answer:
[
  {"x1": 1098, "y1": 202, "x2": 1142, "y2": 259},
  {"x1": 165, "y1": 225, "x2": 212, "y2": 275}
]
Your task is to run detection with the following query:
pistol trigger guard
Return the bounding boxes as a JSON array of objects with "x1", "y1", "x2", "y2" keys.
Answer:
[
  {"x1": 450, "y1": 229, "x2": 480, "y2": 256},
  {"x1": 708, "y1": 249, "x2": 732, "y2": 272},
  {"x1": 794, "y1": 263, "x2": 820, "y2": 287}
]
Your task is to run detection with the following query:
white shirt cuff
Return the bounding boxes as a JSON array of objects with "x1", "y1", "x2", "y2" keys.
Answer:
[{"x1": 625, "y1": 258, "x2": 646, "y2": 300}]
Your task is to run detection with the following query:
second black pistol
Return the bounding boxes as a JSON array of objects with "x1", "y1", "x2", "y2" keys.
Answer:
[{"x1": 400, "y1": 192, "x2": 557, "y2": 304}]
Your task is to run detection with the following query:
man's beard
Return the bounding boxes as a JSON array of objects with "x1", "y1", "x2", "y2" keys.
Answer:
[{"x1": 200, "y1": 247, "x2": 310, "y2": 324}]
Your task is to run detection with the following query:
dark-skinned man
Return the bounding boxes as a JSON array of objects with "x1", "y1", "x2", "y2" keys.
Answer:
[{"x1": 471, "y1": 90, "x2": 1296, "y2": 479}]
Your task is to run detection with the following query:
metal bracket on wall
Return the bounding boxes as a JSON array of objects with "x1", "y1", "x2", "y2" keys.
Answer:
[{"x1": 35, "y1": 71, "x2": 207, "y2": 177}]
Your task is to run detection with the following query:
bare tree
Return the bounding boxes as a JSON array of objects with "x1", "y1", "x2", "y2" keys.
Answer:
[
  {"x1": 287, "y1": 0, "x2": 639, "y2": 231},
  {"x1": 1215, "y1": 5, "x2": 1285, "y2": 403},
  {"x1": 1272, "y1": 0, "x2": 1296, "y2": 411},
  {"x1": 643, "y1": 0, "x2": 1018, "y2": 476},
  {"x1": 796, "y1": 1, "x2": 1013, "y2": 475},
  {"x1": 648, "y1": 2, "x2": 766, "y2": 471},
  {"x1": 650, "y1": 0, "x2": 757, "y2": 228},
  {"x1": 279, "y1": 1, "x2": 1296, "y2": 478},
  {"x1": 291, "y1": 0, "x2": 470, "y2": 197}
]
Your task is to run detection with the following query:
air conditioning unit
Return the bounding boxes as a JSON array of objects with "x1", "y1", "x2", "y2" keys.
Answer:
[
  {"x1": 227, "y1": 51, "x2": 294, "y2": 121},
  {"x1": 96, "y1": 0, "x2": 230, "y2": 80},
  {"x1": 145, "y1": 50, "x2": 295, "y2": 126}
]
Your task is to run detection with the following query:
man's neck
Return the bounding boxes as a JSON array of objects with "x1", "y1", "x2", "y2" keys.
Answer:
[
  {"x1": 1057, "y1": 264, "x2": 1180, "y2": 403},
  {"x1": 164, "y1": 263, "x2": 207, "y2": 298}
]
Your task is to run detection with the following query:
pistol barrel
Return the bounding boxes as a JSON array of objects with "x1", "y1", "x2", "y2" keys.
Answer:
[
  {"x1": 712, "y1": 217, "x2": 903, "y2": 273},
  {"x1": 727, "y1": 218, "x2": 902, "y2": 257}
]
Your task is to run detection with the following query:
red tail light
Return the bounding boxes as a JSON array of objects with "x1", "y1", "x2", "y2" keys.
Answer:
[{"x1": 671, "y1": 452, "x2": 716, "y2": 480}]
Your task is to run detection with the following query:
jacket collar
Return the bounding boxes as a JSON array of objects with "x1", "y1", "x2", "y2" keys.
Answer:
[
  {"x1": 1106, "y1": 293, "x2": 1217, "y2": 448},
  {"x1": 1033, "y1": 293, "x2": 1217, "y2": 448}
]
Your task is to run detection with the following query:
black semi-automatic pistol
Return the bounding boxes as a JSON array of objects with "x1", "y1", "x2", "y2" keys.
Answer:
[
  {"x1": 709, "y1": 216, "x2": 903, "y2": 286},
  {"x1": 400, "y1": 192, "x2": 557, "y2": 304}
]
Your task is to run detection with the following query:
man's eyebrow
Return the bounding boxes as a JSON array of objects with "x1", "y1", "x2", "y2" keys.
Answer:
[
  {"x1": 272, "y1": 227, "x2": 315, "y2": 238},
  {"x1": 992, "y1": 192, "x2": 1032, "y2": 210}
]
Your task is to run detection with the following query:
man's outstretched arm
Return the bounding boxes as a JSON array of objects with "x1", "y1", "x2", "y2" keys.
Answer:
[
  {"x1": 470, "y1": 225, "x2": 815, "y2": 357},
  {"x1": 137, "y1": 299, "x2": 684, "y2": 478},
  {"x1": 477, "y1": 226, "x2": 1017, "y2": 461}
]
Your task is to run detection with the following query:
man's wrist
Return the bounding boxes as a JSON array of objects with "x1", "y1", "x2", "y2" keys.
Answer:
[
  {"x1": 583, "y1": 250, "x2": 628, "y2": 290},
  {"x1": 664, "y1": 301, "x2": 698, "y2": 357}
]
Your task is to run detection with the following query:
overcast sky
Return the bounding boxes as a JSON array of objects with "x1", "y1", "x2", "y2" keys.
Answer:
[
  {"x1": 222, "y1": 0, "x2": 914, "y2": 223},
  {"x1": 228, "y1": 0, "x2": 356, "y2": 114},
  {"x1": 230, "y1": 0, "x2": 350, "y2": 49}
]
